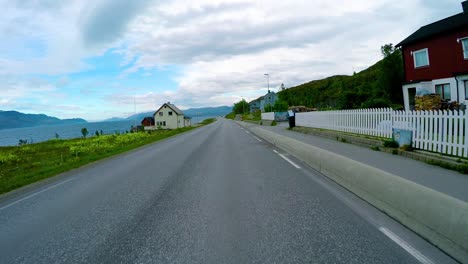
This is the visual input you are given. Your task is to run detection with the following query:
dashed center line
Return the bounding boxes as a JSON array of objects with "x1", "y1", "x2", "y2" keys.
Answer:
[
  {"x1": 273, "y1": 150, "x2": 301, "y2": 169},
  {"x1": 245, "y1": 131, "x2": 250, "y2": 134},
  {"x1": 379, "y1": 227, "x2": 433, "y2": 264},
  {"x1": 253, "y1": 136, "x2": 262, "y2": 142}
]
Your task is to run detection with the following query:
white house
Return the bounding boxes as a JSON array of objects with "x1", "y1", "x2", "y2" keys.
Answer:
[{"x1": 153, "y1": 102, "x2": 191, "y2": 129}]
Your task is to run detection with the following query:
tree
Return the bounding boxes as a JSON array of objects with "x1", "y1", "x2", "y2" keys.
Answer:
[
  {"x1": 264, "y1": 104, "x2": 273, "y2": 112},
  {"x1": 281, "y1": 83, "x2": 285, "y2": 91},
  {"x1": 233, "y1": 99, "x2": 250, "y2": 114},
  {"x1": 379, "y1": 43, "x2": 404, "y2": 105},
  {"x1": 273, "y1": 99, "x2": 288, "y2": 111},
  {"x1": 381, "y1": 43, "x2": 395, "y2": 58},
  {"x1": 81, "y1": 128, "x2": 89, "y2": 138}
]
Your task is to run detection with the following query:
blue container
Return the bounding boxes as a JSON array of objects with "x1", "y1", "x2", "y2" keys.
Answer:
[{"x1": 392, "y1": 128, "x2": 412, "y2": 147}]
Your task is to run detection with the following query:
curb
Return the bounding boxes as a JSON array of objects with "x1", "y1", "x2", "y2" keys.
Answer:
[
  {"x1": 292, "y1": 126, "x2": 468, "y2": 174},
  {"x1": 237, "y1": 121, "x2": 468, "y2": 263}
]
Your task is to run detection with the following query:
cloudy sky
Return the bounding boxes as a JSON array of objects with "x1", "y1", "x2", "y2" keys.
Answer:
[{"x1": 0, "y1": 0, "x2": 461, "y2": 121}]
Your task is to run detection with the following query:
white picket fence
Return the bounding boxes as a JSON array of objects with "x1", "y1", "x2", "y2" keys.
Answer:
[{"x1": 295, "y1": 108, "x2": 468, "y2": 158}]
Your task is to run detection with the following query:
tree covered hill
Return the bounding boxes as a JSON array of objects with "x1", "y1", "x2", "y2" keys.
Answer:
[
  {"x1": 278, "y1": 45, "x2": 404, "y2": 110},
  {"x1": 0, "y1": 111, "x2": 87, "y2": 130}
]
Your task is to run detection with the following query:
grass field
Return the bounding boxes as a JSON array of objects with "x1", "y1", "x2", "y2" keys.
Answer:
[{"x1": 0, "y1": 118, "x2": 216, "y2": 195}]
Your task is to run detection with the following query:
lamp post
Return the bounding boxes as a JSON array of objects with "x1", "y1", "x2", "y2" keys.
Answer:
[{"x1": 264, "y1": 73, "x2": 270, "y2": 93}]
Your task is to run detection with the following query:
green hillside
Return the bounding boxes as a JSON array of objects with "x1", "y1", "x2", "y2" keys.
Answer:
[{"x1": 278, "y1": 45, "x2": 404, "y2": 110}]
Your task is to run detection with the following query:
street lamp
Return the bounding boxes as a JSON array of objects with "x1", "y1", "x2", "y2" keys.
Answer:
[{"x1": 264, "y1": 73, "x2": 270, "y2": 93}]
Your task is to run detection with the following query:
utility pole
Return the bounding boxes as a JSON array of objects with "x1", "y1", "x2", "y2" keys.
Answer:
[{"x1": 264, "y1": 73, "x2": 270, "y2": 93}]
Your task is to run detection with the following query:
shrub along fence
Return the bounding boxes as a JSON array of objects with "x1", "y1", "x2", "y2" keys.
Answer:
[{"x1": 295, "y1": 108, "x2": 468, "y2": 158}]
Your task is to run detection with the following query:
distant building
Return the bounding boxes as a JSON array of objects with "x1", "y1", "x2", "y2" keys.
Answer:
[
  {"x1": 249, "y1": 91, "x2": 278, "y2": 112},
  {"x1": 397, "y1": 1, "x2": 468, "y2": 110},
  {"x1": 141, "y1": 117, "x2": 154, "y2": 127},
  {"x1": 249, "y1": 96, "x2": 263, "y2": 112},
  {"x1": 263, "y1": 91, "x2": 278, "y2": 110},
  {"x1": 153, "y1": 102, "x2": 190, "y2": 129}
]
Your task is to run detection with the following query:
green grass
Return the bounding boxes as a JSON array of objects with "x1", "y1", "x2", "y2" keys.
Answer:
[
  {"x1": 0, "y1": 125, "x2": 206, "y2": 195},
  {"x1": 199, "y1": 118, "x2": 216, "y2": 125},
  {"x1": 225, "y1": 112, "x2": 236, "y2": 119}
]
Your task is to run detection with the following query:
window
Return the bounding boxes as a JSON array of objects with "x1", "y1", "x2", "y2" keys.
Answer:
[
  {"x1": 462, "y1": 38, "x2": 468, "y2": 60},
  {"x1": 169, "y1": 111, "x2": 173, "y2": 116},
  {"x1": 163, "y1": 121, "x2": 166, "y2": 126},
  {"x1": 465, "y1": 81, "x2": 468, "y2": 100},
  {"x1": 435, "y1": 84, "x2": 451, "y2": 100},
  {"x1": 159, "y1": 112, "x2": 163, "y2": 116},
  {"x1": 413, "y1": 48, "x2": 429, "y2": 68}
]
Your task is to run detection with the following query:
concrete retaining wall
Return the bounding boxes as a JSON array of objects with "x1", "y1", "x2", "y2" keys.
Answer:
[{"x1": 238, "y1": 122, "x2": 468, "y2": 263}]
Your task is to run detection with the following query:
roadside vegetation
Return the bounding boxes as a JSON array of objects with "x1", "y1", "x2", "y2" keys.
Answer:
[
  {"x1": 0, "y1": 120, "x2": 216, "y2": 195},
  {"x1": 278, "y1": 44, "x2": 404, "y2": 110}
]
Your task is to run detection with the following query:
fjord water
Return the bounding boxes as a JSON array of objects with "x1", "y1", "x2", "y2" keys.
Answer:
[
  {"x1": 0, "y1": 121, "x2": 135, "y2": 146},
  {"x1": 0, "y1": 116, "x2": 212, "y2": 146}
]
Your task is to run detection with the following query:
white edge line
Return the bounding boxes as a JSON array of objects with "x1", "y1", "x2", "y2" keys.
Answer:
[
  {"x1": 253, "y1": 136, "x2": 262, "y2": 142},
  {"x1": 246, "y1": 131, "x2": 250, "y2": 134},
  {"x1": 379, "y1": 227, "x2": 433, "y2": 264},
  {"x1": 0, "y1": 178, "x2": 74, "y2": 211},
  {"x1": 274, "y1": 150, "x2": 301, "y2": 169}
]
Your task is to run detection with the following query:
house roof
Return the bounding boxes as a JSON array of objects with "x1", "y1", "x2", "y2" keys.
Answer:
[
  {"x1": 397, "y1": 12, "x2": 468, "y2": 47},
  {"x1": 154, "y1": 102, "x2": 184, "y2": 116},
  {"x1": 249, "y1": 96, "x2": 264, "y2": 104},
  {"x1": 249, "y1": 90, "x2": 278, "y2": 104}
]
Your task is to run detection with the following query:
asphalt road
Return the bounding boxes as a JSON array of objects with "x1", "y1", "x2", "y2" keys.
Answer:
[{"x1": 0, "y1": 119, "x2": 454, "y2": 263}]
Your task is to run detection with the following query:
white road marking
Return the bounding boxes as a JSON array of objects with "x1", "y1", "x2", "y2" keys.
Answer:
[
  {"x1": 253, "y1": 136, "x2": 262, "y2": 142},
  {"x1": 0, "y1": 178, "x2": 74, "y2": 211},
  {"x1": 379, "y1": 227, "x2": 433, "y2": 264},
  {"x1": 245, "y1": 131, "x2": 250, "y2": 134},
  {"x1": 273, "y1": 150, "x2": 301, "y2": 169}
]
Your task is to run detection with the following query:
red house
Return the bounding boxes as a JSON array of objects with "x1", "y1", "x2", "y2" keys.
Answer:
[
  {"x1": 397, "y1": 1, "x2": 468, "y2": 110},
  {"x1": 141, "y1": 117, "x2": 155, "y2": 127}
]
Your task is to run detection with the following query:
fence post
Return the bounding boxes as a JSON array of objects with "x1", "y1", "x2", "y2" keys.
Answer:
[{"x1": 464, "y1": 110, "x2": 468, "y2": 158}]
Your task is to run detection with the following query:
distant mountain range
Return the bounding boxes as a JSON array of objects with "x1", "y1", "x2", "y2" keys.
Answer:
[
  {"x1": 0, "y1": 110, "x2": 87, "y2": 130},
  {"x1": 103, "y1": 106, "x2": 232, "y2": 122}
]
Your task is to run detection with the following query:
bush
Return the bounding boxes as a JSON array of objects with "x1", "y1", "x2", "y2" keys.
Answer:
[
  {"x1": 225, "y1": 112, "x2": 236, "y2": 119},
  {"x1": 400, "y1": 144, "x2": 413, "y2": 151},
  {"x1": 361, "y1": 98, "x2": 392, "y2": 109},
  {"x1": 383, "y1": 140, "x2": 399, "y2": 148},
  {"x1": 271, "y1": 121, "x2": 277, "y2": 126}
]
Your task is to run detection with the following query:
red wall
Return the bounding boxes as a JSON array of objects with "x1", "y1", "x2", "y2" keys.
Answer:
[{"x1": 403, "y1": 28, "x2": 468, "y2": 82}]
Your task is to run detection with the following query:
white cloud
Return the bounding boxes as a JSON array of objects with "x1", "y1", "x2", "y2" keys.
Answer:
[{"x1": 0, "y1": 0, "x2": 464, "y2": 119}]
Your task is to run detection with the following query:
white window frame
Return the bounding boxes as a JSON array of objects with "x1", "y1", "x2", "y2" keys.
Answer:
[
  {"x1": 412, "y1": 48, "x2": 430, "y2": 68},
  {"x1": 460, "y1": 37, "x2": 468, "y2": 60},
  {"x1": 435, "y1": 83, "x2": 451, "y2": 100},
  {"x1": 465, "y1": 80, "x2": 468, "y2": 100}
]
